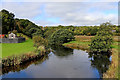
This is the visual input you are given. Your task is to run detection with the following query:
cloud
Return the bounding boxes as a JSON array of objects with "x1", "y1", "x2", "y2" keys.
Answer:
[
  {"x1": 1, "y1": 2, "x2": 118, "y2": 26},
  {"x1": 42, "y1": 2, "x2": 118, "y2": 25},
  {"x1": 2, "y1": 0, "x2": 119, "y2": 2},
  {"x1": 1, "y1": 2, "x2": 43, "y2": 19}
]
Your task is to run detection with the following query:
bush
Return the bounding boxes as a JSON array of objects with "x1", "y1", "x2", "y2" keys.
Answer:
[
  {"x1": 16, "y1": 33, "x2": 29, "y2": 40},
  {"x1": 37, "y1": 46, "x2": 46, "y2": 54},
  {"x1": 49, "y1": 29, "x2": 75, "y2": 45},
  {"x1": 32, "y1": 35, "x2": 48, "y2": 48},
  {"x1": 12, "y1": 30, "x2": 18, "y2": 34},
  {"x1": 114, "y1": 33, "x2": 120, "y2": 36},
  {"x1": 89, "y1": 22, "x2": 113, "y2": 53}
]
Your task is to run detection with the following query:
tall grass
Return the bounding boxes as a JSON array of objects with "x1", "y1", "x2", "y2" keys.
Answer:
[
  {"x1": 2, "y1": 51, "x2": 49, "y2": 67},
  {"x1": 75, "y1": 36, "x2": 120, "y2": 42},
  {"x1": 2, "y1": 54, "x2": 48, "y2": 75},
  {"x1": 103, "y1": 49, "x2": 118, "y2": 78},
  {"x1": 63, "y1": 41, "x2": 89, "y2": 50},
  {"x1": 75, "y1": 35, "x2": 93, "y2": 42}
]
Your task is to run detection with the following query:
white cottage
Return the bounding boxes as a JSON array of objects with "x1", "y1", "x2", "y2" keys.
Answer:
[{"x1": 9, "y1": 33, "x2": 16, "y2": 39}]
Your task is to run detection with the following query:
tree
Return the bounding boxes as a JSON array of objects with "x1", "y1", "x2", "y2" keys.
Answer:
[
  {"x1": 33, "y1": 35, "x2": 48, "y2": 48},
  {"x1": 43, "y1": 27, "x2": 57, "y2": 39},
  {"x1": 1, "y1": 9, "x2": 15, "y2": 34},
  {"x1": 14, "y1": 19, "x2": 44, "y2": 38},
  {"x1": 49, "y1": 29, "x2": 75, "y2": 45},
  {"x1": 89, "y1": 22, "x2": 113, "y2": 54}
]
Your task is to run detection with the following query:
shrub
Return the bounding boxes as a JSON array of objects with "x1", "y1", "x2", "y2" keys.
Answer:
[
  {"x1": 12, "y1": 30, "x2": 18, "y2": 34},
  {"x1": 87, "y1": 33, "x2": 91, "y2": 36},
  {"x1": 89, "y1": 22, "x2": 113, "y2": 53},
  {"x1": 16, "y1": 33, "x2": 29, "y2": 40},
  {"x1": 37, "y1": 46, "x2": 46, "y2": 54},
  {"x1": 32, "y1": 35, "x2": 48, "y2": 48},
  {"x1": 49, "y1": 29, "x2": 75, "y2": 45}
]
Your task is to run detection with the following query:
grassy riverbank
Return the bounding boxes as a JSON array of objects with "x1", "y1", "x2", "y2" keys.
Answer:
[
  {"x1": 2, "y1": 51, "x2": 50, "y2": 67},
  {"x1": 102, "y1": 41, "x2": 119, "y2": 78},
  {"x1": 63, "y1": 36, "x2": 119, "y2": 79},
  {"x1": 2, "y1": 54, "x2": 48, "y2": 75},
  {"x1": 2, "y1": 39, "x2": 35, "y2": 58},
  {"x1": 63, "y1": 41, "x2": 89, "y2": 50},
  {"x1": 2, "y1": 37, "x2": 51, "y2": 67}
]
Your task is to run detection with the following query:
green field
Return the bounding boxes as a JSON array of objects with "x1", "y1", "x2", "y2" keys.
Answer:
[{"x1": 2, "y1": 39, "x2": 35, "y2": 58}]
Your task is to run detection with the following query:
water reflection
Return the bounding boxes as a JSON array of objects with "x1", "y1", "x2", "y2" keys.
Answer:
[
  {"x1": 88, "y1": 52, "x2": 111, "y2": 78},
  {"x1": 51, "y1": 46, "x2": 73, "y2": 57},
  {"x1": 2, "y1": 55, "x2": 48, "y2": 75},
  {"x1": 2, "y1": 46, "x2": 74, "y2": 75}
]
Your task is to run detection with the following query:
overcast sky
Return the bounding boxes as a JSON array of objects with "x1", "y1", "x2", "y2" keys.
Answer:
[{"x1": 0, "y1": 0, "x2": 119, "y2": 26}]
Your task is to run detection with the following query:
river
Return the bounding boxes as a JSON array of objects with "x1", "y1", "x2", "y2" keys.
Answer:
[{"x1": 1, "y1": 46, "x2": 111, "y2": 78}]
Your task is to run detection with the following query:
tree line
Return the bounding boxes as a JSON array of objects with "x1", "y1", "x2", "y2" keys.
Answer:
[
  {"x1": 1, "y1": 9, "x2": 119, "y2": 38},
  {"x1": 0, "y1": 9, "x2": 43, "y2": 38}
]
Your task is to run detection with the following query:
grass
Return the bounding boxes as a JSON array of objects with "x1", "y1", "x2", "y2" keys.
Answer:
[
  {"x1": 111, "y1": 42, "x2": 119, "y2": 49},
  {"x1": 75, "y1": 35, "x2": 93, "y2": 42},
  {"x1": 63, "y1": 41, "x2": 89, "y2": 45},
  {"x1": 2, "y1": 39, "x2": 35, "y2": 58},
  {"x1": 63, "y1": 41, "x2": 89, "y2": 50},
  {"x1": 75, "y1": 36, "x2": 119, "y2": 42},
  {"x1": 1, "y1": 36, "x2": 51, "y2": 67},
  {"x1": 103, "y1": 42, "x2": 119, "y2": 78}
]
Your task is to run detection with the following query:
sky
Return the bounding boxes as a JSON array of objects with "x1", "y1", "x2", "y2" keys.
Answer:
[{"x1": 0, "y1": 0, "x2": 119, "y2": 26}]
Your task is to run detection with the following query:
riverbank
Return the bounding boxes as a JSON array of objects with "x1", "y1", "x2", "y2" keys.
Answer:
[
  {"x1": 2, "y1": 36, "x2": 51, "y2": 68},
  {"x1": 63, "y1": 36, "x2": 119, "y2": 79},
  {"x1": 2, "y1": 49, "x2": 51, "y2": 67},
  {"x1": 103, "y1": 41, "x2": 119, "y2": 78},
  {"x1": 2, "y1": 54, "x2": 48, "y2": 75}
]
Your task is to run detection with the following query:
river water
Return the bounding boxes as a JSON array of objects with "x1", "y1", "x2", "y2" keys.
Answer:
[{"x1": 1, "y1": 46, "x2": 111, "y2": 78}]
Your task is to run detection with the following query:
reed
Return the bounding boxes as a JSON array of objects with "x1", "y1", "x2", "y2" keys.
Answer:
[{"x1": 2, "y1": 50, "x2": 51, "y2": 67}]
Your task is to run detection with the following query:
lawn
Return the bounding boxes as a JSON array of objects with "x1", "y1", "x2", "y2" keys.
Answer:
[{"x1": 2, "y1": 39, "x2": 35, "y2": 58}]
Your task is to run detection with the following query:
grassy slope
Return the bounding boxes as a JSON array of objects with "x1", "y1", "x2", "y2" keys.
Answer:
[{"x1": 2, "y1": 39, "x2": 35, "y2": 58}]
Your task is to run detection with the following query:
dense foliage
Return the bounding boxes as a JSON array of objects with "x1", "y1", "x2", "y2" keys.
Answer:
[
  {"x1": 1, "y1": 9, "x2": 119, "y2": 38},
  {"x1": 15, "y1": 19, "x2": 44, "y2": 37},
  {"x1": 33, "y1": 35, "x2": 49, "y2": 53},
  {"x1": 74, "y1": 26, "x2": 99, "y2": 36},
  {"x1": 89, "y1": 22, "x2": 113, "y2": 53},
  {"x1": 33, "y1": 35, "x2": 48, "y2": 48},
  {"x1": 1, "y1": 9, "x2": 43, "y2": 38},
  {"x1": 49, "y1": 29, "x2": 75, "y2": 45},
  {"x1": 43, "y1": 27, "x2": 58, "y2": 39},
  {"x1": 1, "y1": 9, "x2": 15, "y2": 34}
]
